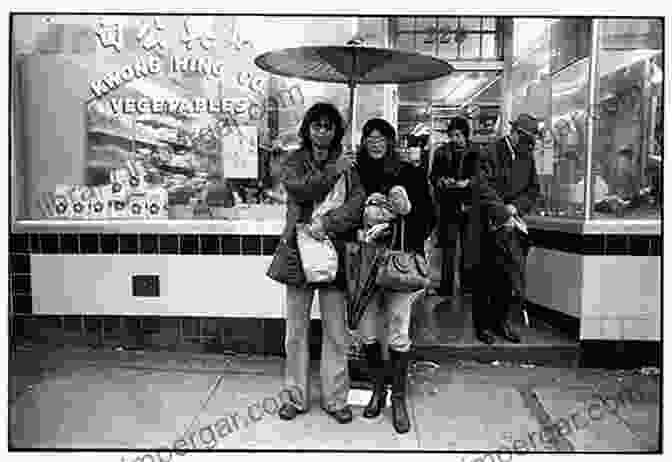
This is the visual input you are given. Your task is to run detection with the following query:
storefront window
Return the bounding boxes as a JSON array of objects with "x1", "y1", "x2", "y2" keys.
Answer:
[
  {"x1": 512, "y1": 17, "x2": 663, "y2": 221},
  {"x1": 591, "y1": 18, "x2": 662, "y2": 219},
  {"x1": 12, "y1": 15, "x2": 388, "y2": 222}
]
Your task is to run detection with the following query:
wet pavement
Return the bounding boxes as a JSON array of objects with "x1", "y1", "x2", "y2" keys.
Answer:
[{"x1": 8, "y1": 344, "x2": 660, "y2": 453}]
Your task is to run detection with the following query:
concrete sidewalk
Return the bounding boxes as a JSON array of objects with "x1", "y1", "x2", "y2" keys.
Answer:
[{"x1": 8, "y1": 345, "x2": 660, "y2": 452}]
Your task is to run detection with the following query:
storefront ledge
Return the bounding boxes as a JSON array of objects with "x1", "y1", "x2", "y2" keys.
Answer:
[
  {"x1": 12, "y1": 219, "x2": 285, "y2": 236},
  {"x1": 525, "y1": 301, "x2": 580, "y2": 341},
  {"x1": 526, "y1": 216, "x2": 661, "y2": 235},
  {"x1": 579, "y1": 339, "x2": 661, "y2": 369},
  {"x1": 526, "y1": 219, "x2": 661, "y2": 256}
]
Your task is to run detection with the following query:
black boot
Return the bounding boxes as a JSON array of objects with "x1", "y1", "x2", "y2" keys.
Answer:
[
  {"x1": 389, "y1": 348, "x2": 411, "y2": 434},
  {"x1": 363, "y1": 341, "x2": 387, "y2": 418},
  {"x1": 495, "y1": 295, "x2": 522, "y2": 344}
]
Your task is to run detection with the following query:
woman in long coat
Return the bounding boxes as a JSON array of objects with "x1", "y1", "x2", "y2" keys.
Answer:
[{"x1": 356, "y1": 118, "x2": 435, "y2": 434}]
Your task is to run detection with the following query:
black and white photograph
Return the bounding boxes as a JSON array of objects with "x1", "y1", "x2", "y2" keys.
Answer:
[{"x1": 5, "y1": 5, "x2": 665, "y2": 458}]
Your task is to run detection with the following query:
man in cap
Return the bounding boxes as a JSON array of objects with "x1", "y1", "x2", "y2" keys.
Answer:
[{"x1": 473, "y1": 113, "x2": 541, "y2": 344}]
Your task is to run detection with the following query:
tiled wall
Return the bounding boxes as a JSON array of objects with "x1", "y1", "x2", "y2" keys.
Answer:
[
  {"x1": 9, "y1": 232, "x2": 290, "y2": 354},
  {"x1": 580, "y1": 255, "x2": 661, "y2": 341},
  {"x1": 525, "y1": 228, "x2": 662, "y2": 342}
]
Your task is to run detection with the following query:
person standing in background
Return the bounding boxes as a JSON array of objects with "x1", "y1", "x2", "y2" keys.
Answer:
[
  {"x1": 474, "y1": 113, "x2": 541, "y2": 345},
  {"x1": 429, "y1": 117, "x2": 487, "y2": 297}
]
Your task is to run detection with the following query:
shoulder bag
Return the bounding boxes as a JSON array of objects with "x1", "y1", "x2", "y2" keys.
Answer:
[
  {"x1": 266, "y1": 233, "x2": 306, "y2": 287},
  {"x1": 376, "y1": 218, "x2": 430, "y2": 291}
]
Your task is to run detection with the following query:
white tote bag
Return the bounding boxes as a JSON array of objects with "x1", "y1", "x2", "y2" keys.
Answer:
[
  {"x1": 296, "y1": 225, "x2": 339, "y2": 283},
  {"x1": 296, "y1": 173, "x2": 348, "y2": 283}
]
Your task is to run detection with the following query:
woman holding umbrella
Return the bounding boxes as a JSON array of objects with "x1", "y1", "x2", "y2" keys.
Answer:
[
  {"x1": 277, "y1": 102, "x2": 366, "y2": 424},
  {"x1": 355, "y1": 118, "x2": 435, "y2": 434}
]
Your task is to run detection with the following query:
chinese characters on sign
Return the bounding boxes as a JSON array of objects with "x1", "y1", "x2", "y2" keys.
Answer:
[
  {"x1": 137, "y1": 16, "x2": 167, "y2": 53},
  {"x1": 95, "y1": 18, "x2": 123, "y2": 52},
  {"x1": 94, "y1": 16, "x2": 253, "y2": 55},
  {"x1": 181, "y1": 16, "x2": 217, "y2": 51}
]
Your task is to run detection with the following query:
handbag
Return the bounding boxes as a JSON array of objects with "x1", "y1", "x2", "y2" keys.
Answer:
[
  {"x1": 296, "y1": 225, "x2": 338, "y2": 283},
  {"x1": 266, "y1": 235, "x2": 306, "y2": 286},
  {"x1": 376, "y1": 218, "x2": 431, "y2": 291}
]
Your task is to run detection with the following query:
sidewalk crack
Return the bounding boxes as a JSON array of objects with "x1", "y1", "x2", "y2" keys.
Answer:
[
  {"x1": 178, "y1": 374, "x2": 225, "y2": 441},
  {"x1": 517, "y1": 385, "x2": 575, "y2": 452}
]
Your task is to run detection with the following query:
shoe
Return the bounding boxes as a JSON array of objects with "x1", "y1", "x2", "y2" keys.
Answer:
[
  {"x1": 278, "y1": 403, "x2": 306, "y2": 421},
  {"x1": 475, "y1": 328, "x2": 497, "y2": 345},
  {"x1": 363, "y1": 341, "x2": 387, "y2": 419},
  {"x1": 325, "y1": 405, "x2": 353, "y2": 424},
  {"x1": 389, "y1": 348, "x2": 411, "y2": 434},
  {"x1": 497, "y1": 320, "x2": 521, "y2": 343}
]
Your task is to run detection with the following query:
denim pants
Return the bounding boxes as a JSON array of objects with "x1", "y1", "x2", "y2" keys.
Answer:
[
  {"x1": 284, "y1": 285, "x2": 350, "y2": 412},
  {"x1": 359, "y1": 289, "x2": 422, "y2": 352}
]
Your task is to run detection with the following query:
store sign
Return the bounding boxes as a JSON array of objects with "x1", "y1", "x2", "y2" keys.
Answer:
[
  {"x1": 88, "y1": 55, "x2": 304, "y2": 121},
  {"x1": 107, "y1": 97, "x2": 251, "y2": 116}
]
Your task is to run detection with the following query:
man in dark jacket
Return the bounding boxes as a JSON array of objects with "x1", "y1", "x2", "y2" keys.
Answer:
[{"x1": 474, "y1": 113, "x2": 541, "y2": 344}]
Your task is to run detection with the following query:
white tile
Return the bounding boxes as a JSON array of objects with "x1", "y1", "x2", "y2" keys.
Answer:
[
  {"x1": 31, "y1": 255, "x2": 285, "y2": 318},
  {"x1": 622, "y1": 317, "x2": 660, "y2": 341},
  {"x1": 582, "y1": 256, "x2": 660, "y2": 318},
  {"x1": 580, "y1": 318, "x2": 602, "y2": 340},
  {"x1": 599, "y1": 318, "x2": 623, "y2": 340}
]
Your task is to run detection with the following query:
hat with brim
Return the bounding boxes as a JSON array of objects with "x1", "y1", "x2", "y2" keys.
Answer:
[{"x1": 509, "y1": 113, "x2": 541, "y2": 138}]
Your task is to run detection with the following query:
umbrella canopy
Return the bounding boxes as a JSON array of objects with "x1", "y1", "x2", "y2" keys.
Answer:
[
  {"x1": 254, "y1": 45, "x2": 455, "y2": 86},
  {"x1": 255, "y1": 44, "x2": 454, "y2": 147}
]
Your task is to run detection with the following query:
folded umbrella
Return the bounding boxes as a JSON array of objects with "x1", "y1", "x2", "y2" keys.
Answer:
[{"x1": 344, "y1": 241, "x2": 385, "y2": 330}]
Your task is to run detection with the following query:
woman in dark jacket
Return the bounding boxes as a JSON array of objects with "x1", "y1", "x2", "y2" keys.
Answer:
[
  {"x1": 277, "y1": 102, "x2": 366, "y2": 423},
  {"x1": 356, "y1": 118, "x2": 435, "y2": 434}
]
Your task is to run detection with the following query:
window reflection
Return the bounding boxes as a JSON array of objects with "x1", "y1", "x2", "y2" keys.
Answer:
[{"x1": 512, "y1": 17, "x2": 662, "y2": 220}]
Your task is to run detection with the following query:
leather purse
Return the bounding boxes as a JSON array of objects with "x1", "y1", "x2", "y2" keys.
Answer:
[
  {"x1": 266, "y1": 235, "x2": 306, "y2": 287},
  {"x1": 376, "y1": 218, "x2": 430, "y2": 291}
]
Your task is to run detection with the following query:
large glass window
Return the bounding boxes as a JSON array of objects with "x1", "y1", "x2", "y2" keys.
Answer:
[
  {"x1": 591, "y1": 18, "x2": 663, "y2": 219},
  {"x1": 12, "y1": 15, "x2": 388, "y2": 221},
  {"x1": 511, "y1": 17, "x2": 663, "y2": 220}
]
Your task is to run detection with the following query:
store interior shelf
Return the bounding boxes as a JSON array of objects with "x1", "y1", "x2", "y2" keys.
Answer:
[
  {"x1": 152, "y1": 161, "x2": 196, "y2": 178},
  {"x1": 88, "y1": 127, "x2": 165, "y2": 148}
]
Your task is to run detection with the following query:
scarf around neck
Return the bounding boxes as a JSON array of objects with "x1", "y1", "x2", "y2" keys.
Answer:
[{"x1": 356, "y1": 151, "x2": 401, "y2": 195}]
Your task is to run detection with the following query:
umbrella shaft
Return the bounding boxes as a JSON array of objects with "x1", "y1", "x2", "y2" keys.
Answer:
[{"x1": 348, "y1": 83, "x2": 357, "y2": 150}]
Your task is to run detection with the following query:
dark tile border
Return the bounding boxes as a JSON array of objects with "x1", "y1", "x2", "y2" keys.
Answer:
[
  {"x1": 579, "y1": 340, "x2": 661, "y2": 369},
  {"x1": 528, "y1": 229, "x2": 661, "y2": 256},
  {"x1": 140, "y1": 234, "x2": 159, "y2": 254},
  {"x1": 10, "y1": 233, "x2": 281, "y2": 256}
]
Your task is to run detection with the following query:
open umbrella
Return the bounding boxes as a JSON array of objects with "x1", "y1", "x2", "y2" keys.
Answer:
[{"x1": 254, "y1": 40, "x2": 455, "y2": 147}]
